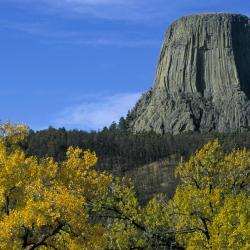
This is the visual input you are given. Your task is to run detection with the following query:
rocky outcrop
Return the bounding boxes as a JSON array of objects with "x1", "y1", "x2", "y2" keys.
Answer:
[{"x1": 129, "y1": 13, "x2": 250, "y2": 134}]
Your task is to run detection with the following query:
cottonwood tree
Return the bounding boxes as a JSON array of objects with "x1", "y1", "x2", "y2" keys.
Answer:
[
  {"x1": 170, "y1": 140, "x2": 250, "y2": 249},
  {"x1": 1, "y1": 122, "x2": 248, "y2": 249},
  {"x1": 0, "y1": 122, "x2": 112, "y2": 249},
  {"x1": 0, "y1": 122, "x2": 179, "y2": 250}
]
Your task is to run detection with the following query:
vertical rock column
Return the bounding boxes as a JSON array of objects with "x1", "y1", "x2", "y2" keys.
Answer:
[{"x1": 129, "y1": 14, "x2": 250, "y2": 134}]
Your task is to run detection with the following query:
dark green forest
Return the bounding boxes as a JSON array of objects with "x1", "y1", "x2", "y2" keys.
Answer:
[{"x1": 22, "y1": 118, "x2": 250, "y2": 170}]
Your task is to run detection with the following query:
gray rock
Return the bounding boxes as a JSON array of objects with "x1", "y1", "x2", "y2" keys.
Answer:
[{"x1": 129, "y1": 13, "x2": 250, "y2": 134}]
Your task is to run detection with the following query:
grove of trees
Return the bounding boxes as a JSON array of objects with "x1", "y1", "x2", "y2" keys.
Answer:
[
  {"x1": 22, "y1": 119, "x2": 250, "y2": 172},
  {"x1": 0, "y1": 122, "x2": 249, "y2": 249}
]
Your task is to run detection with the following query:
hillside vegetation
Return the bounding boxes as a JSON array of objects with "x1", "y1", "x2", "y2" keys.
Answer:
[
  {"x1": 0, "y1": 122, "x2": 249, "y2": 249},
  {"x1": 22, "y1": 119, "x2": 250, "y2": 171}
]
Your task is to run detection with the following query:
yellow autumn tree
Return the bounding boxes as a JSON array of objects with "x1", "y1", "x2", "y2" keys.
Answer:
[
  {"x1": 94, "y1": 178, "x2": 180, "y2": 249},
  {"x1": 170, "y1": 139, "x2": 250, "y2": 249},
  {"x1": 0, "y1": 122, "x2": 180, "y2": 250},
  {"x1": 0, "y1": 122, "x2": 112, "y2": 249},
  {"x1": 2, "y1": 122, "x2": 248, "y2": 250}
]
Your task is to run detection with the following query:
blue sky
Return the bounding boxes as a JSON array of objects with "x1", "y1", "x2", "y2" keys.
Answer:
[{"x1": 0, "y1": 0, "x2": 249, "y2": 131}]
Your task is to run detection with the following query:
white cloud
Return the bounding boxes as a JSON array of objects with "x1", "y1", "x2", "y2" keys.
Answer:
[
  {"x1": 4, "y1": 0, "x2": 250, "y2": 22},
  {"x1": 0, "y1": 20, "x2": 159, "y2": 47},
  {"x1": 52, "y1": 92, "x2": 141, "y2": 131},
  {"x1": 52, "y1": 0, "x2": 130, "y2": 6},
  {"x1": 2, "y1": 0, "x2": 157, "y2": 21},
  {"x1": 63, "y1": 37, "x2": 158, "y2": 47}
]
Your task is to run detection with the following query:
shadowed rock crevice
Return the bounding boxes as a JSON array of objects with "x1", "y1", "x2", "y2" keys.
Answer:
[
  {"x1": 129, "y1": 13, "x2": 250, "y2": 134},
  {"x1": 196, "y1": 50, "x2": 206, "y2": 96},
  {"x1": 231, "y1": 18, "x2": 250, "y2": 99}
]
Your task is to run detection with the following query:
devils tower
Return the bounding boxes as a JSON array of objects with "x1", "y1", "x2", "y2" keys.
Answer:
[{"x1": 129, "y1": 13, "x2": 250, "y2": 134}]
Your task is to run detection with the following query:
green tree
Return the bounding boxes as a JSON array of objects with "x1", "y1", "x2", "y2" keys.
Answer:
[{"x1": 118, "y1": 117, "x2": 128, "y2": 132}]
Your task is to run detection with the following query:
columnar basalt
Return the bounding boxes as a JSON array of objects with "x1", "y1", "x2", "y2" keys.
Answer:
[{"x1": 129, "y1": 14, "x2": 250, "y2": 134}]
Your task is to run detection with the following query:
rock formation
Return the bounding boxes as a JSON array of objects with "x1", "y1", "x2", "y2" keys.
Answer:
[{"x1": 129, "y1": 13, "x2": 250, "y2": 134}]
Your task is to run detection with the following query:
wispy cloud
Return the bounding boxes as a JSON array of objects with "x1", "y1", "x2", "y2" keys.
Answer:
[
  {"x1": 0, "y1": 20, "x2": 159, "y2": 47},
  {"x1": 52, "y1": 92, "x2": 141, "y2": 131},
  {"x1": 4, "y1": 0, "x2": 155, "y2": 21},
  {"x1": 15, "y1": 0, "x2": 134, "y2": 6},
  {"x1": 3, "y1": 0, "x2": 250, "y2": 22},
  {"x1": 44, "y1": 0, "x2": 132, "y2": 6},
  {"x1": 50, "y1": 37, "x2": 158, "y2": 47}
]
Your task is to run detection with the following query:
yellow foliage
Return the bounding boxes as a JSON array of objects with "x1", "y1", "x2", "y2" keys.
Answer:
[
  {"x1": 211, "y1": 193, "x2": 250, "y2": 250},
  {"x1": 1, "y1": 123, "x2": 248, "y2": 249},
  {"x1": 171, "y1": 140, "x2": 250, "y2": 249},
  {"x1": 0, "y1": 122, "x2": 112, "y2": 249}
]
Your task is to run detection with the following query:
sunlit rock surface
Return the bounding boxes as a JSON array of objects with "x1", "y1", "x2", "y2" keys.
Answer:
[{"x1": 129, "y1": 14, "x2": 250, "y2": 134}]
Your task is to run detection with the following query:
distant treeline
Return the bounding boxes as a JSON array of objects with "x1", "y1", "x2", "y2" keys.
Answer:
[{"x1": 21, "y1": 118, "x2": 250, "y2": 171}]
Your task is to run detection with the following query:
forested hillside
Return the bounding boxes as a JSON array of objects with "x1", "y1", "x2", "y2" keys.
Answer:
[
  {"x1": 20, "y1": 120, "x2": 250, "y2": 203},
  {"x1": 22, "y1": 119, "x2": 250, "y2": 171},
  {"x1": 1, "y1": 123, "x2": 249, "y2": 249}
]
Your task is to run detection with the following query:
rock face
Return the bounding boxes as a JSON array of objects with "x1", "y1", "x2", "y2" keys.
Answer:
[{"x1": 129, "y1": 13, "x2": 250, "y2": 134}]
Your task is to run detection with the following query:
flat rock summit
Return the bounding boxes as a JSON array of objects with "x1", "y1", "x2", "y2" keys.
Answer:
[{"x1": 129, "y1": 13, "x2": 250, "y2": 134}]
